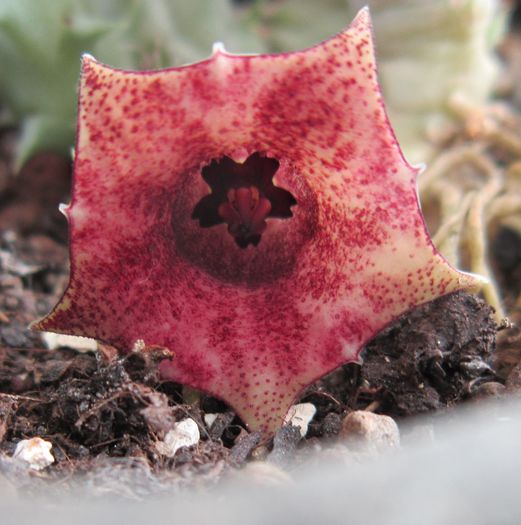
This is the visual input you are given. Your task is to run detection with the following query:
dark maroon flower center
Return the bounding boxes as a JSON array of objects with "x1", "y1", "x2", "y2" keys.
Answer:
[{"x1": 192, "y1": 153, "x2": 297, "y2": 248}]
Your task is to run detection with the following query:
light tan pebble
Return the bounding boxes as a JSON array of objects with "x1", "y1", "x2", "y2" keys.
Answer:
[
  {"x1": 13, "y1": 437, "x2": 55, "y2": 471},
  {"x1": 251, "y1": 444, "x2": 269, "y2": 461},
  {"x1": 237, "y1": 461, "x2": 293, "y2": 487},
  {"x1": 283, "y1": 403, "x2": 316, "y2": 438},
  {"x1": 340, "y1": 410, "x2": 400, "y2": 452},
  {"x1": 473, "y1": 382, "x2": 506, "y2": 399}
]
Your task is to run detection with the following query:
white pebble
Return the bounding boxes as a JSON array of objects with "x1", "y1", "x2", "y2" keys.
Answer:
[
  {"x1": 156, "y1": 418, "x2": 200, "y2": 458},
  {"x1": 41, "y1": 332, "x2": 97, "y2": 352},
  {"x1": 13, "y1": 437, "x2": 55, "y2": 471},
  {"x1": 284, "y1": 403, "x2": 317, "y2": 438},
  {"x1": 204, "y1": 413, "x2": 218, "y2": 428},
  {"x1": 341, "y1": 411, "x2": 400, "y2": 453}
]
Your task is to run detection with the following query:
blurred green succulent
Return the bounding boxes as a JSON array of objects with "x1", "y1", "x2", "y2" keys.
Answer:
[
  {"x1": 0, "y1": 0, "x2": 266, "y2": 170},
  {"x1": 241, "y1": 0, "x2": 352, "y2": 52},
  {"x1": 0, "y1": 0, "x2": 507, "y2": 170},
  {"x1": 0, "y1": 0, "x2": 127, "y2": 168},
  {"x1": 349, "y1": 0, "x2": 506, "y2": 163},
  {"x1": 247, "y1": 0, "x2": 506, "y2": 163}
]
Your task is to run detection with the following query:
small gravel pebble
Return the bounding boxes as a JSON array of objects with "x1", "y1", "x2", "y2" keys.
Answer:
[
  {"x1": 208, "y1": 412, "x2": 235, "y2": 440},
  {"x1": 230, "y1": 432, "x2": 262, "y2": 464},
  {"x1": 473, "y1": 381, "x2": 506, "y2": 399},
  {"x1": 284, "y1": 403, "x2": 316, "y2": 438},
  {"x1": 340, "y1": 411, "x2": 400, "y2": 453},
  {"x1": 41, "y1": 332, "x2": 98, "y2": 351},
  {"x1": 321, "y1": 412, "x2": 342, "y2": 437},
  {"x1": 236, "y1": 461, "x2": 292, "y2": 487},
  {"x1": 13, "y1": 437, "x2": 54, "y2": 471},
  {"x1": 268, "y1": 425, "x2": 301, "y2": 466},
  {"x1": 204, "y1": 413, "x2": 218, "y2": 428},
  {"x1": 155, "y1": 418, "x2": 200, "y2": 458}
]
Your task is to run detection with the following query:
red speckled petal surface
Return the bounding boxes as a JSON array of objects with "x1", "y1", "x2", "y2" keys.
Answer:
[{"x1": 35, "y1": 9, "x2": 481, "y2": 436}]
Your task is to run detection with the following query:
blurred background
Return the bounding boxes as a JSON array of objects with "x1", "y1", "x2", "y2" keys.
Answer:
[
  {"x1": 1, "y1": 0, "x2": 521, "y2": 510},
  {"x1": 0, "y1": 0, "x2": 513, "y2": 166}
]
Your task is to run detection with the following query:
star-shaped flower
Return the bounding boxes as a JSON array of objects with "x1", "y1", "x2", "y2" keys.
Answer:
[{"x1": 35, "y1": 9, "x2": 481, "y2": 436}]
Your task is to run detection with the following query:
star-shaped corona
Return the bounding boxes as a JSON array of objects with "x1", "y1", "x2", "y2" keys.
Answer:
[{"x1": 34, "y1": 9, "x2": 482, "y2": 436}]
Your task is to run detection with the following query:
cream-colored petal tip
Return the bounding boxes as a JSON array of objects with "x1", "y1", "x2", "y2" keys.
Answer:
[
  {"x1": 458, "y1": 270, "x2": 489, "y2": 292},
  {"x1": 212, "y1": 42, "x2": 227, "y2": 55}
]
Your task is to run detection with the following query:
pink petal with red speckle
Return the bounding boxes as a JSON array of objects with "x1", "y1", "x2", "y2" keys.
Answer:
[{"x1": 34, "y1": 9, "x2": 482, "y2": 436}]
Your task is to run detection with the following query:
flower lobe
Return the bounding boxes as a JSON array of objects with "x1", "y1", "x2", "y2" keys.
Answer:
[{"x1": 34, "y1": 8, "x2": 482, "y2": 437}]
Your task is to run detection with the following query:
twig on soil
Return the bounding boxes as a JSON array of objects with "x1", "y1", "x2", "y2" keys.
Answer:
[
  {"x1": 364, "y1": 400, "x2": 381, "y2": 412},
  {"x1": 304, "y1": 390, "x2": 342, "y2": 407},
  {"x1": 0, "y1": 392, "x2": 39, "y2": 402}
]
